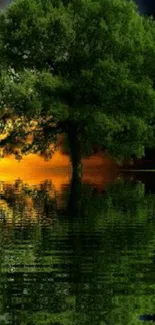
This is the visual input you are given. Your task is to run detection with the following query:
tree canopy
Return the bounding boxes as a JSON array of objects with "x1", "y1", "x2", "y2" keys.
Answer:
[{"x1": 0, "y1": 0, "x2": 155, "y2": 174}]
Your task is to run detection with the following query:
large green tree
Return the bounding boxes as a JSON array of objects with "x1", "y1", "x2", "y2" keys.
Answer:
[{"x1": 0, "y1": 0, "x2": 155, "y2": 176}]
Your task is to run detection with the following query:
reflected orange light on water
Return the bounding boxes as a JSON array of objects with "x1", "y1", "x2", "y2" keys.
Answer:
[{"x1": 0, "y1": 151, "x2": 117, "y2": 190}]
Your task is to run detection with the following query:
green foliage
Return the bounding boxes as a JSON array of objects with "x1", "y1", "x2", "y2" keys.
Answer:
[{"x1": 0, "y1": 0, "x2": 155, "y2": 161}]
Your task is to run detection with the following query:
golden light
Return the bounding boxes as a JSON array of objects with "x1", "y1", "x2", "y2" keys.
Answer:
[{"x1": 0, "y1": 151, "x2": 117, "y2": 190}]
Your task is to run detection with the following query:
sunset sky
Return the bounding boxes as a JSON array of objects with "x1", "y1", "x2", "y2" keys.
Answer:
[{"x1": 0, "y1": 152, "x2": 117, "y2": 189}]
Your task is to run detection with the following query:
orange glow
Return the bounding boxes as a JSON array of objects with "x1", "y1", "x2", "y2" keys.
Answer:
[
  {"x1": 0, "y1": 152, "x2": 71, "y2": 191},
  {"x1": 0, "y1": 151, "x2": 117, "y2": 190}
]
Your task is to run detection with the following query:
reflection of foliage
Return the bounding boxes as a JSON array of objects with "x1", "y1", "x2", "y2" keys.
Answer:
[
  {"x1": 0, "y1": 179, "x2": 154, "y2": 324},
  {"x1": 0, "y1": 179, "x2": 57, "y2": 225}
]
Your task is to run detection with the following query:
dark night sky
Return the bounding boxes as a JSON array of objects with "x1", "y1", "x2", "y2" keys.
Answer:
[
  {"x1": 0, "y1": 0, "x2": 10, "y2": 8},
  {"x1": 0, "y1": 0, "x2": 155, "y2": 16},
  {"x1": 135, "y1": 0, "x2": 155, "y2": 14},
  {"x1": 0, "y1": 0, "x2": 155, "y2": 15}
]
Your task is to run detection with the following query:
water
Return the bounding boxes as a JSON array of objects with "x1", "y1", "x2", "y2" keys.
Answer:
[{"x1": 0, "y1": 175, "x2": 155, "y2": 324}]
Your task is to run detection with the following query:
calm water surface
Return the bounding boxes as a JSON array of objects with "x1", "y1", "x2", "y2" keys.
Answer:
[{"x1": 0, "y1": 174, "x2": 155, "y2": 324}]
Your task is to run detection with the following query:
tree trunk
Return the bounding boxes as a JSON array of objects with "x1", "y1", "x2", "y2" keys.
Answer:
[
  {"x1": 68, "y1": 174, "x2": 82, "y2": 217},
  {"x1": 67, "y1": 123, "x2": 83, "y2": 180}
]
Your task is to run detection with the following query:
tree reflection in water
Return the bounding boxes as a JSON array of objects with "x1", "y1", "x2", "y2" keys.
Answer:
[{"x1": 0, "y1": 177, "x2": 154, "y2": 324}]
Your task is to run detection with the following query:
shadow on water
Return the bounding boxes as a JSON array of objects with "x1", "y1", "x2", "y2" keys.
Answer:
[
  {"x1": 0, "y1": 172, "x2": 155, "y2": 324},
  {"x1": 121, "y1": 169, "x2": 155, "y2": 194}
]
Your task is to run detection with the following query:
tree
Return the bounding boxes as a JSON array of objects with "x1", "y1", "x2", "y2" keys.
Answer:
[{"x1": 0, "y1": 0, "x2": 155, "y2": 177}]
